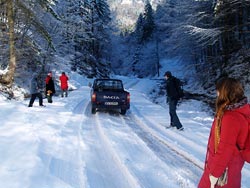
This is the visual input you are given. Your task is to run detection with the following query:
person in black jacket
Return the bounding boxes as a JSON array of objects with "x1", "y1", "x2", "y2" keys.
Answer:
[
  {"x1": 164, "y1": 71, "x2": 184, "y2": 130},
  {"x1": 45, "y1": 71, "x2": 56, "y2": 103},
  {"x1": 28, "y1": 73, "x2": 44, "y2": 107}
]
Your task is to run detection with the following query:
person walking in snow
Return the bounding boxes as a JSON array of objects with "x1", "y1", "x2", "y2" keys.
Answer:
[
  {"x1": 45, "y1": 71, "x2": 55, "y2": 103},
  {"x1": 28, "y1": 73, "x2": 44, "y2": 107},
  {"x1": 198, "y1": 77, "x2": 250, "y2": 188},
  {"x1": 164, "y1": 71, "x2": 184, "y2": 130},
  {"x1": 59, "y1": 72, "x2": 69, "y2": 97}
]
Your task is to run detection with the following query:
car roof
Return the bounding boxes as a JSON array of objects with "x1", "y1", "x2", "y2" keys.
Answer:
[{"x1": 94, "y1": 78, "x2": 122, "y2": 82}]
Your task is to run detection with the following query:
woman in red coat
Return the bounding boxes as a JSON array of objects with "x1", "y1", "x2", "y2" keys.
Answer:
[
  {"x1": 198, "y1": 77, "x2": 250, "y2": 188},
  {"x1": 59, "y1": 72, "x2": 69, "y2": 97}
]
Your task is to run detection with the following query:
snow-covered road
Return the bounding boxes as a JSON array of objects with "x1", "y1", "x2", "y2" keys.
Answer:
[{"x1": 0, "y1": 78, "x2": 250, "y2": 188}]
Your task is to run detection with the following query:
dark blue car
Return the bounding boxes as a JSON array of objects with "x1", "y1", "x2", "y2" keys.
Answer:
[{"x1": 91, "y1": 79, "x2": 130, "y2": 115}]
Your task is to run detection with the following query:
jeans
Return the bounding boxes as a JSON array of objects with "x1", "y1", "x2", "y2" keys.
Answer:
[
  {"x1": 61, "y1": 89, "x2": 68, "y2": 97},
  {"x1": 168, "y1": 98, "x2": 183, "y2": 129},
  {"x1": 29, "y1": 93, "x2": 43, "y2": 106}
]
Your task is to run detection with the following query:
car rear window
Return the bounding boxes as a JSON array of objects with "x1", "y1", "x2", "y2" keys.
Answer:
[{"x1": 94, "y1": 80, "x2": 123, "y2": 91}]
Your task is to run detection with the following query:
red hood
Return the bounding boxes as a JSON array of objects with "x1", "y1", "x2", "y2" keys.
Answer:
[{"x1": 45, "y1": 76, "x2": 51, "y2": 84}]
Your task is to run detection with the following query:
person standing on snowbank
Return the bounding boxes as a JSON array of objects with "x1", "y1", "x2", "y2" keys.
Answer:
[
  {"x1": 45, "y1": 71, "x2": 55, "y2": 103},
  {"x1": 198, "y1": 77, "x2": 250, "y2": 188},
  {"x1": 164, "y1": 71, "x2": 184, "y2": 130},
  {"x1": 28, "y1": 73, "x2": 44, "y2": 107},
  {"x1": 59, "y1": 72, "x2": 69, "y2": 97}
]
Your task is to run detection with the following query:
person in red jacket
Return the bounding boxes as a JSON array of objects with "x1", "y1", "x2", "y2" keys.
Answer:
[
  {"x1": 198, "y1": 77, "x2": 250, "y2": 188},
  {"x1": 59, "y1": 72, "x2": 69, "y2": 97}
]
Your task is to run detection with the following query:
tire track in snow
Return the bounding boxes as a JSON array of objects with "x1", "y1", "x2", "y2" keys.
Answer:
[
  {"x1": 81, "y1": 108, "x2": 141, "y2": 188},
  {"x1": 129, "y1": 105, "x2": 203, "y2": 170},
  {"x1": 94, "y1": 111, "x2": 199, "y2": 188},
  {"x1": 122, "y1": 79, "x2": 205, "y2": 171},
  {"x1": 35, "y1": 98, "x2": 89, "y2": 188},
  {"x1": 95, "y1": 113, "x2": 142, "y2": 188}
]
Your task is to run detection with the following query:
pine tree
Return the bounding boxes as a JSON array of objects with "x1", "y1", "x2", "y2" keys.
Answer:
[
  {"x1": 214, "y1": 0, "x2": 250, "y2": 64},
  {"x1": 134, "y1": 13, "x2": 144, "y2": 43},
  {"x1": 87, "y1": 0, "x2": 112, "y2": 77},
  {"x1": 142, "y1": 0, "x2": 155, "y2": 41},
  {"x1": 133, "y1": 0, "x2": 155, "y2": 43}
]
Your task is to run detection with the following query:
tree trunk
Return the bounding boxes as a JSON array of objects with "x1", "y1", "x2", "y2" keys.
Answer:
[{"x1": 0, "y1": 0, "x2": 16, "y2": 87}]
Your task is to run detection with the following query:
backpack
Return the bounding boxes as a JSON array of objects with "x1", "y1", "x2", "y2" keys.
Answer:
[
  {"x1": 173, "y1": 77, "x2": 184, "y2": 99},
  {"x1": 240, "y1": 115, "x2": 250, "y2": 163}
]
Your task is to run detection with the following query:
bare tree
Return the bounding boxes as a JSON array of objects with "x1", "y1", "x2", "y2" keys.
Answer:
[
  {"x1": 0, "y1": 0, "x2": 15, "y2": 86},
  {"x1": 0, "y1": 0, "x2": 58, "y2": 87}
]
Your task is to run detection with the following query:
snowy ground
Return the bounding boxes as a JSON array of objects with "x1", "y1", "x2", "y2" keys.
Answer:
[{"x1": 0, "y1": 76, "x2": 250, "y2": 188}]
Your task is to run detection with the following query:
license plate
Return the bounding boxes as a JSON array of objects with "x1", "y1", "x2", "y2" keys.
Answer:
[{"x1": 105, "y1": 102, "x2": 118, "y2": 105}]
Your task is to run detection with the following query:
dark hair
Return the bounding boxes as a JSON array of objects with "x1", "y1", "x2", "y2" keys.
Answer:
[
  {"x1": 164, "y1": 71, "x2": 172, "y2": 77},
  {"x1": 62, "y1": 72, "x2": 65, "y2": 75}
]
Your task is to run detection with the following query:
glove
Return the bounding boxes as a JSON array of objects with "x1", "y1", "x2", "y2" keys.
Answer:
[{"x1": 209, "y1": 174, "x2": 218, "y2": 188}]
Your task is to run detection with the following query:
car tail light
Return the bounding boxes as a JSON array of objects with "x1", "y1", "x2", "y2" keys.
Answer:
[
  {"x1": 127, "y1": 93, "x2": 130, "y2": 103},
  {"x1": 91, "y1": 93, "x2": 96, "y2": 102}
]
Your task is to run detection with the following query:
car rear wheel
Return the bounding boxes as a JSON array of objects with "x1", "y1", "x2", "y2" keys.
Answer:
[
  {"x1": 91, "y1": 107, "x2": 96, "y2": 114},
  {"x1": 120, "y1": 109, "x2": 126, "y2": 115}
]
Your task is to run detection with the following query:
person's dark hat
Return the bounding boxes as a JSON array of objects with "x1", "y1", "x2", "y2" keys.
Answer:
[{"x1": 164, "y1": 71, "x2": 172, "y2": 77}]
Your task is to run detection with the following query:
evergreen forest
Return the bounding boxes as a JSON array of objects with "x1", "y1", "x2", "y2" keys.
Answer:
[{"x1": 0, "y1": 0, "x2": 250, "y2": 98}]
